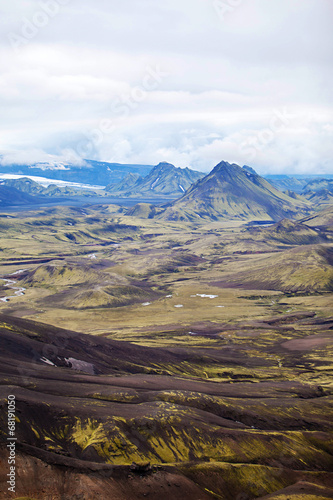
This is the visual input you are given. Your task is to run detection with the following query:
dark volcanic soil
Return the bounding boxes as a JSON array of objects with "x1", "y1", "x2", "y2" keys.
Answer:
[{"x1": 0, "y1": 314, "x2": 332, "y2": 499}]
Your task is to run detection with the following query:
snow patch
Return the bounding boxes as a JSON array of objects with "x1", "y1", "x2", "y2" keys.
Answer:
[
  {"x1": 65, "y1": 358, "x2": 95, "y2": 374},
  {"x1": 40, "y1": 357, "x2": 55, "y2": 366},
  {"x1": 150, "y1": 177, "x2": 160, "y2": 190},
  {"x1": 195, "y1": 294, "x2": 219, "y2": 299}
]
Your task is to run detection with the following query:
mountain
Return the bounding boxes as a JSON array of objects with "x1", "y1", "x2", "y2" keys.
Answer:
[
  {"x1": 264, "y1": 175, "x2": 310, "y2": 193},
  {"x1": 303, "y1": 178, "x2": 333, "y2": 193},
  {"x1": 302, "y1": 179, "x2": 333, "y2": 205},
  {"x1": 0, "y1": 158, "x2": 153, "y2": 187},
  {"x1": 106, "y1": 162, "x2": 204, "y2": 198},
  {"x1": 1, "y1": 177, "x2": 105, "y2": 198},
  {"x1": 2, "y1": 177, "x2": 45, "y2": 195},
  {"x1": 159, "y1": 161, "x2": 312, "y2": 222},
  {"x1": 106, "y1": 172, "x2": 142, "y2": 193},
  {"x1": 304, "y1": 189, "x2": 333, "y2": 205}
]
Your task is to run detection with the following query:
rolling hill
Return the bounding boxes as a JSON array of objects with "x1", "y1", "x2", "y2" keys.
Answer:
[
  {"x1": 252, "y1": 218, "x2": 329, "y2": 245},
  {"x1": 106, "y1": 162, "x2": 204, "y2": 198},
  {"x1": 301, "y1": 205, "x2": 333, "y2": 228},
  {"x1": 213, "y1": 244, "x2": 333, "y2": 293},
  {"x1": 159, "y1": 161, "x2": 312, "y2": 222}
]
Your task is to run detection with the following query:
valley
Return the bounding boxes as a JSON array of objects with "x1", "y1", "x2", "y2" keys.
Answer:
[
  {"x1": 1, "y1": 0, "x2": 331, "y2": 496},
  {"x1": 0, "y1": 189, "x2": 332, "y2": 499}
]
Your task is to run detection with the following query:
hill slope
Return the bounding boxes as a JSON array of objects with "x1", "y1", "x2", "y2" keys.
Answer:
[
  {"x1": 253, "y1": 219, "x2": 328, "y2": 245},
  {"x1": 160, "y1": 161, "x2": 312, "y2": 222},
  {"x1": 106, "y1": 172, "x2": 143, "y2": 193},
  {"x1": 303, "y1": 179, "x2": 333, "y2": 193},
  {"x1": 213, "y1": 244, "x2": 333, "y2": 292},
  {"x1": 301, "y1": 205, "x2": 333, "y2": 228},
  {"x1": 0, "y1": 184, "x2": 44, "y2": 206},
  {"x1": 0, "y1": 313, "x2": 332, "y2": 499}
]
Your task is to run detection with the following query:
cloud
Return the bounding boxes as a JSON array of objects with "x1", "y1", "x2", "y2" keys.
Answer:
[
  {"x1": 0, "y1": 149, "x2": 87, "y2": 168},
  {"x1": 0, "y1": 0, "x2": 332, "y2": 174}
]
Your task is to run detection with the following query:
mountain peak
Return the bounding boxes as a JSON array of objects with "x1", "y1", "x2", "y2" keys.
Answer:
[
  {"x1": 210, "y1": 161, "x2": 244, "y2": 181},
  {"x1": 161, "y1": 160, "x2": 310, "y2": 222},
  {"x1": 213, "y1": 160, "x2": 233, "y2": 170},
  {"x1": 154, "y1": 162, "x2": 176, "y2": 171},
  {"x1": 212, "y1": 161, "x2": 242, "y2": 173}
]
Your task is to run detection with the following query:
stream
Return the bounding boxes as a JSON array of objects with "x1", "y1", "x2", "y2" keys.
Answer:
[{"x1": 0, "y1": 270, "x2": 26, "y2": 302}]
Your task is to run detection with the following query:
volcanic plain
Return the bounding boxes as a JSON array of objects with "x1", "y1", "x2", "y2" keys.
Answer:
[{"x1": 0, "y1": 202, "x2": 332, "y2": 499}]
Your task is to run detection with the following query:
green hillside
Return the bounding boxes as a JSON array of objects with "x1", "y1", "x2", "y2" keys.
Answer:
[{"x1": 160, "y1": 161, "x2": 312, "y2": 222}]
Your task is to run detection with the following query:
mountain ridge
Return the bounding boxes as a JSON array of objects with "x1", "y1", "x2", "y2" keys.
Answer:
[
  {"x1": 106, "y1": 162, "x2": 204, "y2": 198},
  {"x1": 0, "y1": 158, "x2": 153, "y2": 187},
  {"x1": 158, "y1": 161, "x2": 312, "y2": 222}
]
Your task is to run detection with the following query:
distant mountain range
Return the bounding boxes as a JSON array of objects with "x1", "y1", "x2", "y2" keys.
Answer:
[
  {"x1": 303, "y1": 178, "x2": 333, "y2": 194},
  {"x1": 106, "y1": 162, "x2": 204, "y2": 198},
  {"x1": 265, "y1": 176, "x2": 310, "y2": 193},
  {"x1": 1, "y1": 177, "x2": 103, "y2": 199},
  {"x1": 156, "y1": 161, "x2": 312, "y2": 222},
  {"x1": 1, "y1": 156, "x2": 332, "y2": 219},
  {"x1": 0, "y1": 159, "x2": 153, "y2": 186},
  {"x1": 266, "y1": 175, "x2": 333, "y2": 194}
]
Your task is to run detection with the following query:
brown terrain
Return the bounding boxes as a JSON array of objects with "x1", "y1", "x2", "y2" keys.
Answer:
[{"x1": 0, "y1": 202, "x2": 332, "y2": 499}]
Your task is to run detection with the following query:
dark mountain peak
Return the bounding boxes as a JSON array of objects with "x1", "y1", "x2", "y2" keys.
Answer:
[
  {"x1": 152, "y1": 162, "x2": 176, "y2": 173},
  {"x1": 105, "y1": 161, "x2": 203, "y2": 198},
  {"x1": 213, "y1": 160, "x2": 234, "y2": 170},
  {"x1": 160, "y1": 160, "x2": 311, "y2": 222},
  {"x1": 211, "y1": 161, "x2": 243, "y2": 178}
]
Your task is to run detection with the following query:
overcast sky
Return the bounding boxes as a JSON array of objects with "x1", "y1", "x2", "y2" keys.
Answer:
[{"x1": 0, "y1": 0, "x2": 332, "y2": 174}]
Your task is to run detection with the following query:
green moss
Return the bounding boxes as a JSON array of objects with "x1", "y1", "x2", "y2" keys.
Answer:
[{"x1": 72, "y1": 418, "x2": 106, "y2": 451}]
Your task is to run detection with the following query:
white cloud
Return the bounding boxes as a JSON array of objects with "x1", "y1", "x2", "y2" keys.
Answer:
[
  {"x1": 0, "y1": 149, "x2": 86, "y2": 167},
  {"x1": 0, "y1": 0, "x2": 332, "y2": 174}
]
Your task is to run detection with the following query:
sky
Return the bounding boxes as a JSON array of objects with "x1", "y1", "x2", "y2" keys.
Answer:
[{"x1": 0, "y1": 0, "x2": 332, "y2": 174}]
